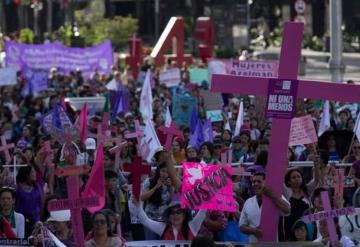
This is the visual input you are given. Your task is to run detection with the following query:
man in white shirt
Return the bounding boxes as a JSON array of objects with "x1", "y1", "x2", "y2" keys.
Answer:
[{"x1": 238, "y1": 172, "x2": 291, "y2": 243}]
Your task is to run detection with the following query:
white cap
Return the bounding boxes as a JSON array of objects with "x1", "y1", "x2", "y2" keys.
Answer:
[
  {"x1": 85, "y1": 138, "x2": 96, "y2": 150},
  {"x1": 47, "y1": 210, "x2": 71, "y2": 222}
]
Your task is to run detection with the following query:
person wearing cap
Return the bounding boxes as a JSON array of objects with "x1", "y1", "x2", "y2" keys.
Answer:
[
  {"x1": 136, "y1": 199, "x2": 206, "y2": 241},
  {"x1": 46, "y1": 210, "x2": 74, "y2": 246},
  {"x1": 84, "y1": 138, "x2": 96, "y2": 166},
  {"x1": 0, "y1": 187, "x2": 25, "y2": 238}
]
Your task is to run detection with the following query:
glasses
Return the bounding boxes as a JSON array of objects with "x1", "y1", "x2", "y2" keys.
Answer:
[
  {"x1": 93, "y1": 220, "x2": 107, "y2": 226},
  {"x1": 170, "y1": 209, "x2": 184, "y2": 215}
]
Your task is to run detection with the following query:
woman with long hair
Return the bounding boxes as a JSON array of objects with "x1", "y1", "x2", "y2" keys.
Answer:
[
  {"x1": 137, "y1": 201, "x2": 206, "y2": 240},
  {"x1": 140, "y1": 162, "x2": 173, "y2": 240},
  {"x1": 85, "y1": 211, "x2": 123, "y2": 247}
]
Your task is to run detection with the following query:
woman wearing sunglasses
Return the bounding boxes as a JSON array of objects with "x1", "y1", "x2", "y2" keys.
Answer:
[
  {"x1": 85, "y1": 211, "x2": 124, "y2": 247},
  {"x1": 136, "y1": 201, "x2": 206, "y2": 241}
]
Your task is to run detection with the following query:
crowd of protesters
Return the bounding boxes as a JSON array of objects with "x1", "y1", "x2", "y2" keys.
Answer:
[{"x1": 0, "y1": 50, "x2": 358, "y2": 247}]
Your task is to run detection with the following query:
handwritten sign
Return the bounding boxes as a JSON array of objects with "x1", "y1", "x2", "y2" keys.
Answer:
[
  {"x1": 289, "y1": 115, "x2": 317, "y2": 146},
  {"x1": 48, "y1": 197, "x2": 99, "y2": 211},
  {"x1": 189, "y1": 68, "x2": 208, "y2": 85},
  {"x1": 265, "y1": 79, "x2": 298, "y2": 119},
  {"x1": 159, "y1": 68, "x2": 181, "y2": 87},
  {"x1": 172, "y1": 94, "x2": 197, "y2": 126},
  {"x1": 302, "y1": 206, "x2": 355, "y2": 223},
  {"x1": 181, "y1": 162, "x2": 235, "y2": 212},
  {"x1": 0, "y1": 67, "x2": 17, "y2": 86}
]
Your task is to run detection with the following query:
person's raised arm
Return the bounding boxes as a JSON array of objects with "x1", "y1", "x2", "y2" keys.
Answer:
[
  {"x1": 188, "y1": 210, "x2": 207, "y2": 236},
  {"x1": 135, "y1": 200, "x2": 166, "y2": 236},
  {"x1": 262, "y1": 186, "x2": 290, "y2": 215}
]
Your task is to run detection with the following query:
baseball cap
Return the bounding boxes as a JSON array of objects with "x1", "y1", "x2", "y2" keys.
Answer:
[
  {"x1": 85, "y1": 138, "x2": 96, "y2": 150},
  {"x1": 47, "y1": 210, "x2": 71, "y2": 222}
]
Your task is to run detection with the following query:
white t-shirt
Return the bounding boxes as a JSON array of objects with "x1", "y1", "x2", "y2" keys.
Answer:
[
  {"x1": 238, "y1": 195, "x2": 290, "y2": 243},
  {"x1": 314, "y1": 235, "x2": 355, "y2": 247}
]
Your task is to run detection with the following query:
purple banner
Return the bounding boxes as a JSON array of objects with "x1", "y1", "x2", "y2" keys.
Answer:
[
  {"x1": 5, "y1": 40, "x2": 113, "y2": 77},
  {"x1": 265, "y1": 79, "x2": 298, "y2": 119}
]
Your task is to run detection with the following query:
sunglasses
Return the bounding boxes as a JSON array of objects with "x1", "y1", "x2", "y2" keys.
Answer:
[
  {"x1": 170, "y1": 209, "x2": 184, "y2": 215},
  {"x1": 93, "y1": 220, "x2": 107, "y2": 226}
]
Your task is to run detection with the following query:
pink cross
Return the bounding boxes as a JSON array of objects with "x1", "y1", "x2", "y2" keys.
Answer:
[
  {"x1": 302, "y1": 191, "x2": 355, "y2": 244},
  {"x1": 333, "y1": 169, "x2": 344, "y2": 199},
  {"x1": 158, "y1": 122, "x2": 184, "y2": 151},
  {"x1": 0, "y1": 136, "x2": 15, "y2": 165},
  {"x1": 125, "y1": 120, "x2": 143, "y2": 151},
  {"x1": 123, "y1": 156, "x2": 151, "y2": 200},
  {"x1": 49, "y1": 145, "x2": 99, "y2": 247},
  {"x1": 109, "y1": 136, "x2": 127, "y2": 171},
  {"x1": 211, "y1": 21, "x2": 360, "y2": 241},
  {"x1": 88, "y1": 124, "x2": 111, "y2": 147},
  {"x1": 220, "y1": 148, "x2": 250, "y2": 176},
  {"x1": 38, "y1": 141, "x2": 55, "y2": 167}
]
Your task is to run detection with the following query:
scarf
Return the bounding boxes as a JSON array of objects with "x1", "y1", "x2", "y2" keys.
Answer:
[{"x1": 3, "y1": 210, "x2": 16, "y2": 229}]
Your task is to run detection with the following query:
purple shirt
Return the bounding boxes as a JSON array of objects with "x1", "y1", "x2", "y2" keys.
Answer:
[
  {"x1": 15, "y1": 183, "x2": 43, "y2": 225},
  {"x1": 352, "y1": 160, "x2": 360, "y2": 178}
]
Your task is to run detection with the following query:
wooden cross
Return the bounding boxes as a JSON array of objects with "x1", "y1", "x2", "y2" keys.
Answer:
[
  {"x1": 109, "y1": 136, "x2": 127, "y2": 171},
  {"x1": 88, "y1": 123, "x2": 111, "y2": 147},
  {"x1": 211, "y1": 21, "x2": 360, "y2": 241},
  {"x1": 125, "y1": 120, "x2": 143, "y2": 151},
  {"x1": 2, "y1": 156, "x2": 27, "y2": 184},
  {"x1": 48, "y1": 145, "x2": 99, "y2": 247},
  {"x1": 302, "y1": 191, "x2": 356, "y2": 244},
  {"x1": 0, "y1": 136, "x2": 15, "y2": 165},
  {"x1": 220, "y1": 148, "x2": 251, "y2": 176},
  {"x1": 123, "y1": 156, "x2": 151, "y2": 200},
  {"x1": 158, "y1": 121, "x2": 183, "y2": 151},
  {"x1": 334, "y1": 169, "x2": 344, "y2": 199}
]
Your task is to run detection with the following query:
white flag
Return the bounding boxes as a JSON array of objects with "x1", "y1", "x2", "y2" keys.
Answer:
[
  {"x1": 140, "y1": 70, "x2": 153, "y2": 121},
  {"x1": 105, "y1": 78, "x2": 117, "y2": 91},
  {"x1": 318, "y1": 100, "x2": 330, "y2": 137},
  {"x1": 141, "y1": 119, "x2": 162, "y2": 162},
  {"x1": 353, "y1": 112, "x2": 360, "y2": 141},
  {"x1": 165, "y1": 106, "x2": 172, "y2": 127},
  {"x1": 234, "y1": 101, "x2": 244, "y2": 136},
  {"x1": 42, "y1": 227, "x2": 66, "y2": 247}
]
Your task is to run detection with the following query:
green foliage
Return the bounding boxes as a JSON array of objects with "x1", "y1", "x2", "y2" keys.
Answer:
[
  {"x1": 214, "y1": 47, "x2": 236, "y2": 58},
  {"x1": 18, "y1": 28, "x2": 34, "y2": 44},
  {"x1": 52, "y1": 0, "x2": 138, "y2": 50},
  {"x1": 302, "y1": 34, "x2": 325, "y2": 51}
]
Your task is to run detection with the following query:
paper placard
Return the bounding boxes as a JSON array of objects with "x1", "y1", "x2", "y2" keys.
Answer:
[
  {"x1": 172, "y1": 94, "x2": 197, "y2": 126},
  {"x1": 289, "y1": 115, "x2": 317, "y2": 146},
  {"x1": 200, "y1": 89, "x2": 223, "y2": 110},
  {"x1": 159, "y1": 68, "x2": 181, "y2": 87},
  {"x1": 0, "y1": 67, "x2": 17, "y2": 86},
  {"x1": 65, "y1": 97, "x2": 105, "y2": 111},
  {"x1": 189, "y1": 68, "x2": 208, "y2": 85},
  {"x1": 181, "y1": 162, "x2": 235, "y2": 212},
  {"x1": 206, "y1": 110, "x2": 223, "y2": 122},
  {"x1": 48, "y1": 197, "x2": 99, "y2": 211}
]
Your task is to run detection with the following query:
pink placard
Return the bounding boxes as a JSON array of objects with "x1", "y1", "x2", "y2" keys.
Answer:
[
  {"x1": 181, "y1": 162, "x2": 235, "y2": 212},
  {"x1": 48, "y1": 196, "x2": 99, "y2": 211},
  {"x1": 289, "y1": 115, "x2": 317, "y2": 146}
]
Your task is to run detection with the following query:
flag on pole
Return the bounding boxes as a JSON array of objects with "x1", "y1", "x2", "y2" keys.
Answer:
[
  {"x1": 190, "y1": 105, "x2": 198, "y2": 134},
  {"x1": 41, "y1": 226, "x2": 67, "y2": 247},
  {"x1": 140, "y1": 70, "x2": 153, "y2": 121},
  {"x1": 318, "y1": 100, "x2": 330, "y2": 137},
  {"x1": 189, "y1": 120, "x2": 204, "y2": 149},
  {"x1": 82, "y1": 144, "x2": 105, "y2": 213},
  {"x1": 202, "y1": 118, "x2": 214, "y2": 142},
  {"x1": 353, "y1": 112, "x2": 360, "y2": 141},
  {"x1": 78, "y1": 103, "x2": 88, "y2": 144},
  {"x1": 141, "y1": 119, "x2": 162, "y2": 162},
  {"x1": 165, "y1": 106, "x2": 172, "y2": 127},
  {"x1": 234, "y1": 101, "x2": 244, "y2": 136}
]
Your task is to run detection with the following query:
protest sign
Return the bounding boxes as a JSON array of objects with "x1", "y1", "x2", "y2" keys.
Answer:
[
  {"x1": 289, "y1": 115, "x2": 317, "y2": 146},
  {"x1": 159, "y1": 68, "x2": 181, "y2": 87},
  {"x1": 189, "y1": 68, "x2": 208, "y2": 85},
  {"x1": 5, "y1": 40, "x2": 113, "y2": 77},
  {"x1": 181, "y1": 162, "x2": 235, "y2": 212},
  {"x1": 0, "y1": 67, "x2": 17, "y2": 86},
  {"x1": 200, "y1": 89, "x2": 223, "y2": 110},
  {"x1": 65, "y1": 97, "x2": 106, "y2": 111},
  {"x1": 172, "y1": 94, "x2": 197, "y2": 126},
  {"x1": 265, "y1": 79, "x2": 299, "y2": 119},
  {"x1": 206, "y1": 110, "x2": 223, "y2": 122}
]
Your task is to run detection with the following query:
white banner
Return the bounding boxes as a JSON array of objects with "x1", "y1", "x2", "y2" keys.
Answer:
[
  {"x1": 140, "y1": 119, "x2": 162, "y2": 162},
  {"x1": 0, "y1": 67, "x2": 17, "y2": 86},
  {"x1": 159, "y1": 68, "x2": 181, "y2": 87}
]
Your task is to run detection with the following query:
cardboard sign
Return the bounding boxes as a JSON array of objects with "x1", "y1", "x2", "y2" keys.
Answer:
[
  {"x1": 65, "y1": 97, "x2": 106, "y2": 111},
  {"x1": 206, "y1": 110, "x2": 223, "y2": 122},
  {"x1": 189, "y1": 68, "x2": 208, "y2": 85},
  {"x1": 172, "y1": 94, "x2": 197, "y2": 126},
  {"x1": 0, "y1": 67, "x2": 17, "y2": 86},
  {"x1": 265, "y1": 79, "x2": 298, "y2": 119},
  {"x1": 181, "y1": 162, "x2": 235, "y2": 212},
  {"x1": 159, "y1": 68, "x2": 181, "y2": 87},
  {"x1": 0, "y1": 239, "x2": 31, "y2": 246},
  {"x1": 289, "y1": 115, "x2": 317, "y2": 146},
  {"x1": 200, "y1": 89, "x2": 223, "y2": 110},
  {"x1": 54, "y1": 165, "x2": 91, "y2": 177}
]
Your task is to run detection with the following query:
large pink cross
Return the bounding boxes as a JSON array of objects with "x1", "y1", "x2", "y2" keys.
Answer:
[
  {"x1": 88, "y1": 123, "x2": 111, "y2": 147},
  {"x1": 220, "y1": 148, "x2": 250, "y2": 176},
  {"x1": 125, "y1": 120, "x2": 143, "y2": 151},
  {"x1": 0, "y1": 136, "x2": 15, "y2": 165},
  {"x1": 123, "y1": 156, "x2": 151, "y2": 200},
  {"x1": 302, "y1": 191, "x2": 355, "y2": 244},
  {"x1": 38, "y1": 141, "x2": 55, "y2": 167},
  {"x1": 158, "y1": 122, "x2": 184, "y2": 151},
  {"x1": 211, "y1": 22, "x2": 360, "y2": 241}
]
